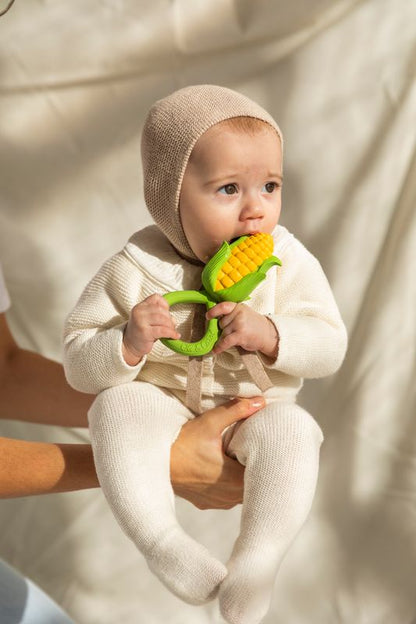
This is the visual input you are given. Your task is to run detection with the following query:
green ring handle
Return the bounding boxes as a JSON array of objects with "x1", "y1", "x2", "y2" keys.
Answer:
[{"x1": 161, "y1": 290, "x2": 219, "y2": 356}]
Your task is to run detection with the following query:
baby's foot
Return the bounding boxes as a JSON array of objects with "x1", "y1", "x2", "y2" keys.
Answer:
[
  {"x1": 219, "y1": 549, "x2": 281, "y2": 624},
  {"x1": 147, "y1": 526, "x2": 227, "y2": 605}
]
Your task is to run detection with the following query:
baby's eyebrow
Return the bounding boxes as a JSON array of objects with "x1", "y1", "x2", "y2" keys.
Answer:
[
  {"x1": 204, "y1": 172, "x2": 283, "y2": 186},
  {"x1": 267, "y1": 172, "x2": 283, "y2": 181},
  {"x1": 204, "y1": 174, "x2": 239, "y2": 187}
]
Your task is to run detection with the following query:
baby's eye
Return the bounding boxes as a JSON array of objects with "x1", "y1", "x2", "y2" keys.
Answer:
[
  {"x1": 219, "y1": 184, "x2": 238, "y2": 195},
  {"x1": 262, "y1": 182, "x2": 278, "y2": 193}
]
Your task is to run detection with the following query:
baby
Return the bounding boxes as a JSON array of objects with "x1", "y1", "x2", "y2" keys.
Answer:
[{"x1": 64, "y1": 85, "x2": 347, "y2": 624}]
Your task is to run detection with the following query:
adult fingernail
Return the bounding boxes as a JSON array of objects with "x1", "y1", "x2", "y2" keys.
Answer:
[{"x1": 250, "y1": 399, "x2": 264, "y2": 408}]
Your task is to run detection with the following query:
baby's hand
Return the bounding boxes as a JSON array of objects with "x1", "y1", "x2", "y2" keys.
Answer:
[
  {"x1": 122, "y1": 294, "x2": 180, "y2": 365},
  {"x1": 206, "y1": 302, "x2": 279, "y2": 358}
]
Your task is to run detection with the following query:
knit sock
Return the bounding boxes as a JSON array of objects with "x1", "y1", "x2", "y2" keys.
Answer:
[
  {"x1": 89, "y1": 382, "x2": 226, "y2": 605},
  {"x1": 219, "y1": 403, "x2": 323, "y2": 624},
  {"x1": 147, "y1": 525, "x2": 226, "y2": 604}
]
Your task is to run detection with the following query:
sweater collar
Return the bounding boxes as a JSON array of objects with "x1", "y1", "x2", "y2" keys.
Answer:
[{"x1": 124, "y1": 225, "x2": 203, "y2": 291}]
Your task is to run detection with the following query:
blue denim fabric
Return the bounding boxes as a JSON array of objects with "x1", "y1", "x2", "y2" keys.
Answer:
[{"x1": 0, "y1": 560, "x2": 74, "y2": 624}]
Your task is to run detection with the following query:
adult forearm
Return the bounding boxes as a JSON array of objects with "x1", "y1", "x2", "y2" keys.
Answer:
[
  {"x1": 0, "y1": 348, "x2": 93, "y2": 426},
  {"x1": 0, "y1": 437, "x2": 98, "y2": 498},
  {"x1": 0, "y1": 431, "x2": 236, "y2": 502}
]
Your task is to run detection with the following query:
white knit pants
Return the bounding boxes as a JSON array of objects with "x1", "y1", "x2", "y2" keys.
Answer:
[{"x1": 88, "y1": 382, "x2": 323, "y2": 622}]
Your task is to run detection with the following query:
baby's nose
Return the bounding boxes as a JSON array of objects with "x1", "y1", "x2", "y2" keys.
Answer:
[{"x1": 240, "y1": 196, "x2": 264, "y2": 219}]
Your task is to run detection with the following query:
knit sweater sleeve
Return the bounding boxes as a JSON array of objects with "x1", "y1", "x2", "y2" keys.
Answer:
[
  {"x1": 264, "y1": 236, "x2": 348, "y2": 379},
  {"x1": 63, "y1": 251, "x2": 146, "y2": 394}
]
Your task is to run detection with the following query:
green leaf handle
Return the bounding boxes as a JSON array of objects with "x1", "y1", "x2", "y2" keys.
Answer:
[{"x1": 161, "y1": 290, "x2": 219, "y2": 356}]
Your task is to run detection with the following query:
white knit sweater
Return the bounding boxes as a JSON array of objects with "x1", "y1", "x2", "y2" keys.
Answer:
[{"x1": 63, "y1": 225, "x2": 347, "y2": 407}]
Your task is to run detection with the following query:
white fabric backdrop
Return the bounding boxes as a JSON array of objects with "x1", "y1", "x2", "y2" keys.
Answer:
[{"x1": 1, "y1": 1, "x2": 415, "y2": 622}]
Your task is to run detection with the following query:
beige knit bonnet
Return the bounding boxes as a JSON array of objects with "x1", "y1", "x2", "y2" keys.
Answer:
[{"x1": 141, "y1": 84, "x2": 283, "y2": 262}]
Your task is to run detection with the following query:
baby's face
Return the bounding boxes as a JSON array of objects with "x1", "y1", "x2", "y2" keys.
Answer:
[{"x1": 179, "y1": 121, "x2": 282, "y2": 263}]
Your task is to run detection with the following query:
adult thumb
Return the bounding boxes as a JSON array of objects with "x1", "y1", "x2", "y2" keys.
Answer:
[{"x1": 199, "y1": 396, "x2": 265, "y2": 435}]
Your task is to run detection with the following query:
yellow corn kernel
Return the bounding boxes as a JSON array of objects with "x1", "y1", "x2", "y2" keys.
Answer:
[
  {"x1": 229, "y1": 269, "x2": 242, "y2": 283},
  {"x1": 229, "y1": 255, "x2": 241, "y2": 268},
  {"x1": 238, "y1": 264, "x2": 250, "y2": 277},
  {"x1": 221, "y1": 275, "x2": 234, "y2": 288},
  {"x1": 214, "y1": 233, "x2": 274, "y2": 291},
  {"x1": 235, "y1": 240, "x2": 248, "y2": 250},
  {"x1": 236, "y1": 252, "x2": 248, "y2": 263}
]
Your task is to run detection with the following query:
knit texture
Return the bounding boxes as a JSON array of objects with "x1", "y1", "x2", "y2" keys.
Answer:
[
  {"x1": 220, "y1": 403, "x2": 323, "y2": 624},
  {"x1": 63, "y1": 224, "x2": 347, "y2": 401},
  {"x1": 141, "y1": 84, "x2": 283, "y2": 261},
  {"x1": 64, "y1": 223, "x2": 345, "y2": 617},
  {"x1": 89, "y1": 378, "x2": 324, "y2": 621},
  {"x1": 88, "y1": 382, "x2": 227, "y2": 605}
]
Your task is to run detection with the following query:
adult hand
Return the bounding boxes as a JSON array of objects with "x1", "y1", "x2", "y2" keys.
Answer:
[{"x1": 170, "y1": 396, "x2": 265, "y2": 510}]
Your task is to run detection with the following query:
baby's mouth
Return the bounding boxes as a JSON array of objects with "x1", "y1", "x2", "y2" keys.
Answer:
[{"x1": 229, "y1": 232, "x2": 259, "y2": 243}]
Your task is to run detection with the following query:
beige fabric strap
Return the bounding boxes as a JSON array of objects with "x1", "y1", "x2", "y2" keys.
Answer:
[
  {"x1": 237, "y1": 347, "x2": 274, "y2": 392},
  {"x1": 184, "y1": 306, "x2": 205, "y2": 414},
  {"x1": 185, "y1": 306, "x2": 274, "y2": 412}
]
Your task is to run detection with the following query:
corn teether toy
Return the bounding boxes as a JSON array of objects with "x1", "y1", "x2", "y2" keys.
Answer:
[{"x1": 161, "y1": 233, "x2": 282, "y2": 356}]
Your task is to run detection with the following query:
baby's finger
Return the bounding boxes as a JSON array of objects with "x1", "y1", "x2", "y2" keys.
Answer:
[
  {"x1": 206, "y1": 301, "x2": 237, "y2": 320},
  {"x1": 149, "y1": 311, "x2": 177, "y2": 328},
  {"x1": 213, "y1": 331, "x2": 240, "y2": 354},
  {"x1": 217, "y1": 304, "x2": 242, "y2": 330},
  {"x1": 152, "y1": 324, "x2": 181, "y2": 341},
  {"x1": 131, "y1": 309, "x2": 170, "y2": 332},
  {"x1": 143, "y1": 293, "x2": 170, "y2": 310}
]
